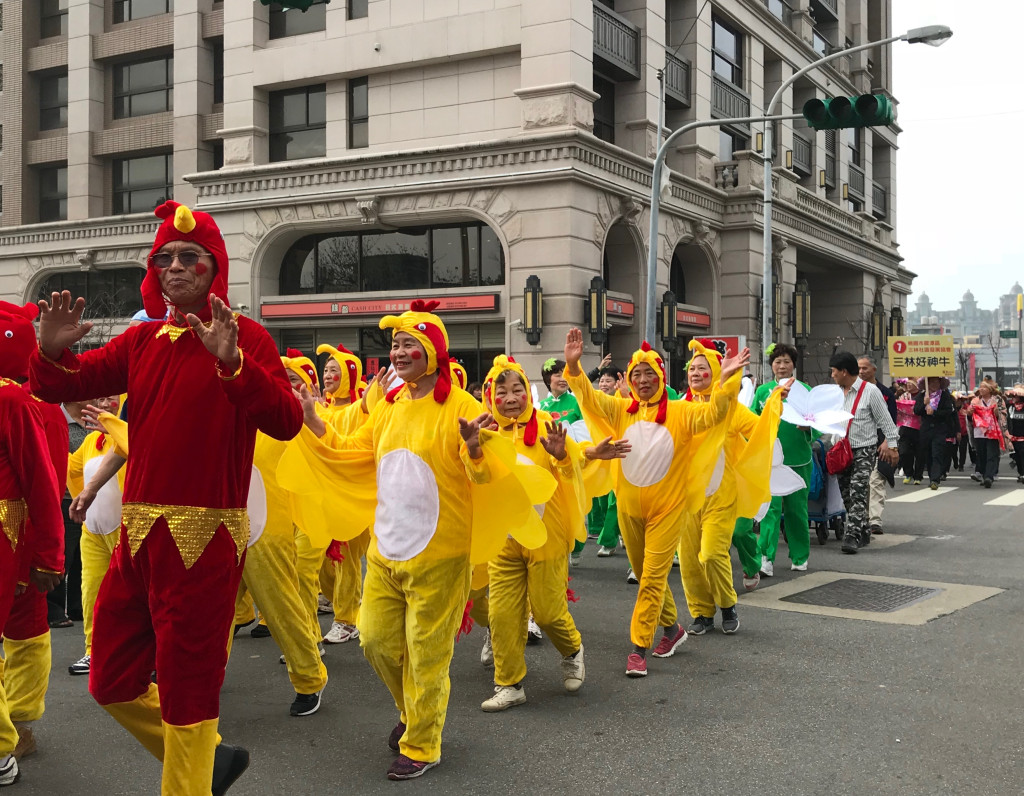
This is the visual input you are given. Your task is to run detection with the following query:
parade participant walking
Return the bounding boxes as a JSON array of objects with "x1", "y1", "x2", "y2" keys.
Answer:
[
  {"x1": 0, "y1": 301, "x2": 65, "y2": 785},
  {"x1": 896, "y1": 379, "x2": 925, "y2": 484},
  {"x1": 1006, "y1": 386, "x2": 1024, "y2": 483},
  {"x1": 678, "y1": 340, "x2": 785, "y2": 635},
  {"x1": 30, "y1": 200, "x2": 302, "y2": 795},
  {"x1": 914, "y1": 377, "x2": 955, "y2": 489},
  {"x1": 967, "y1": 382, "x2": 1004, "y2": 488},
  {"x1": 859, "y1": 355, "x2": 896, "y2": 533},
  {"x1": 563, "y1": 329, "x2": 748, "y2": 677},
  {"x1": 734, "y1": 343, "x2": 812, "y2": 580},
  {"x1": 828, "y1": 352, "x2": 899, "y2": 554}
]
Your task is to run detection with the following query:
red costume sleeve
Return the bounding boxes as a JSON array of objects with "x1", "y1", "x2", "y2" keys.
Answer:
[
  {"x1": 10, "y1": 398, "x2": 64, "y2": 573},
  {"x1": 29, "y1": 327, "x2": 134, "y2": 404},
  {"x1": 223, "y1": 318, "x2": 303, "y2": 442}
]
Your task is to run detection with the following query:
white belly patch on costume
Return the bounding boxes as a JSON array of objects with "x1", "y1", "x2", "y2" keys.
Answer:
[
  {"x1": 620, "y1": 421, "x2": 674, "y2": 487},
  {"x1": 374, "y1": 448, "x2": 441, "y2": 560},
  {"x1": 82, "y1": 455, "x2": 122, "y2": 535},
  {"x1": 247, "y1": 466, "x2": 267, "y2": 548},
  {"x1": 705, "y1": 450, "x2": 726, "y2": 496},
  {"x1": 517, "y1": 453, "x2": 546, "y2": 519}
]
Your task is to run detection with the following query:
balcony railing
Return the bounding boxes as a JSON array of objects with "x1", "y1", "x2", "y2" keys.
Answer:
[
  {"x1": 593, "y1": 4, "x2": 640, "y2": 81},
  {"x1": 848, "y1": 162, "x2": 865, "y2": 200},
  {"x1": 792, "y1": 131, "x2": 812, "y2": 176},
  {"x1": 711, "y1": 75, "x2": 751, "y2": 134},
  {"x1": 872, "y1": 181, "x2": 887, "y2": 219},
  {"x1": 665, "y1": 52, "x2": 691, "y2": 108}
]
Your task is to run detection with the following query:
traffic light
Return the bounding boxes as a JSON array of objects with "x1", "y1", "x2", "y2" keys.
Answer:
[
  {"x1": 802, "y1": 94, "x2": 895, "y2": 130},
  {"x1": 257, "y1": 0, "x2": 331, "y2": 10}
]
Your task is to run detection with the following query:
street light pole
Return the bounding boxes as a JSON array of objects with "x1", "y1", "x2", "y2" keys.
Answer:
[{"x1": 759, "y1": 25, "x2": 952, "y2": 381}]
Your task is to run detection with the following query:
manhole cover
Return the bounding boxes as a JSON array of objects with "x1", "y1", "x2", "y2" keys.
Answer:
[{"x1": 779, "y1": 579, "x2": 941, "y2": 613}]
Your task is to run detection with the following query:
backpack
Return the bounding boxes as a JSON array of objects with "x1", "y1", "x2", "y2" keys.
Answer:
[{"x1": 1009, "y1": 405, "x2": 1024, "y2": 438}]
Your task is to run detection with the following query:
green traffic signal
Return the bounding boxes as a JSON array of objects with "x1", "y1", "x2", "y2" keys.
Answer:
[{"x1": 802, "y1": 94, "x2": 895, "y2": 130}]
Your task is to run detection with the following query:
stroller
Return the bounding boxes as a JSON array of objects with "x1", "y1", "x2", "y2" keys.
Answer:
[{"x1": 808, "y1": 438, "x2": 846, "y2": 544}]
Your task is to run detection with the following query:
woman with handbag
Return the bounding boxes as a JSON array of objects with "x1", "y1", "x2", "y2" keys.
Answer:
[{"x1": 827, "y1": 352, "x2": 900, "y2": 554}]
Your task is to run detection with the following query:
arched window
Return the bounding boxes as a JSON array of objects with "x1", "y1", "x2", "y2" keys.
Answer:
[
  {"x1": 278, "y1": 221, "x2": 504, "y2": 296},
  {"x1": 36, "y1": 267, "x2": 144, "y2": 317}
]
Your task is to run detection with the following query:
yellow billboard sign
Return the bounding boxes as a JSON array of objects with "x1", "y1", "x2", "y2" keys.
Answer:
[{"x1": 888, "y1": 335, "x2": 955, "y2": 378}]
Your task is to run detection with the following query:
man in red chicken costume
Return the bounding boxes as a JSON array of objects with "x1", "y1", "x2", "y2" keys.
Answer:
[
  {"x1": 0, "y1": 301, "x2": 65, "y2": 787},
  {"x1": 29, "y1": 200, "x2": 302, "y2": 795}
]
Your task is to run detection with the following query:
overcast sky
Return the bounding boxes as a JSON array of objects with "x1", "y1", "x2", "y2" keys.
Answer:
[{"x1": 892, "y1": 1, "x2": 1022, "y2": 315}]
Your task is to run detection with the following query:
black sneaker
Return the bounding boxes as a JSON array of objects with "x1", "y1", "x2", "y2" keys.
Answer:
[
  {"x1": 686, "y1": 616, "x2": 715, "y2": 635},
  {"x1": 721, "y1": 606, "x2": 739, "y2": 634},
  {"x1": 387, "y1": 754, "x2": 440, "y2": 781},
  {"x1": 869, "y1": 524, "x2": 884, "y2": 535},
  {"x1": 841, "y1": 534, "x2": 860, "y2": 554},
  {"x1": 388, "y1": 721, "x2": 406, "y2": 752},
  {"x1": 68, "y1": 654, "x2": 91, "y2": 676},
  {"x1": 970, "y1": 472, "x2": 982, "y2": 482},
  {"x1": 289, "y1": 689, "x2": 323, "y2": 717},
  {"x1": 211, "y1": 744, "x2": 250, "y2": 796},
  {"x1": 983, "y1": 478, "x2": 993, "y2": 488},
  {"x1": 250, "y1": 624, "x2": 271, "y2": 639},
  {"x1": 233, "y1": 619, "x2": 254, "y2": 637},
  {"x1": 859, "y1": 531, "x2": 871, "y2": 547}
]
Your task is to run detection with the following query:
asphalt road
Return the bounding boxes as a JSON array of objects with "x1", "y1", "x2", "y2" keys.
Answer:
[{"x1": 15, "y1": 459, "x2": 1024, "y2": 795}]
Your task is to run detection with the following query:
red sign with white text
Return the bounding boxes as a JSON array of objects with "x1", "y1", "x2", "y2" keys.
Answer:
[
  {"x1": 676, "y1": 309, "x2": 712, "y2": 328},
  {"x1": 262, "y1": 294, "x2": 499, "y2": 319}
]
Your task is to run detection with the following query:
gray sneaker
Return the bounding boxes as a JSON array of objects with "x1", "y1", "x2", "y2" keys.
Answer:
[
  {"x1": 687, "y1": 616, "x2": 715, "y2": 635},
  {"x1": 721, "y1": 606, "x2": 739, "y2": 634}
]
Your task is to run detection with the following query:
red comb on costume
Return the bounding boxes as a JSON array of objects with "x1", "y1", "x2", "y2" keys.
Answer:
[
  {"x1": 411, "y1": 299, "x2": 441, "y2": 313},
  {"x1": 640, "y1": 341, "x2": 652, "y2": 352},
  {"x1": 286, "y1": 348, "x2": 304, "y2": 358}
]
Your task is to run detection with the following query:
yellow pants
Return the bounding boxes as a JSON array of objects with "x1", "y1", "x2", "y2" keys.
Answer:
[
  {"x1": 233, "y1": 592, "x2": 256, "y2": 627},
  {"x1": 619, "y1": 511, "x2": 682, "y2": 648},
  {"x1": 360, "y1": 555, "x2": 471, "y2": 764},
  {"x1": 1, "y1": 633, "x2": 50, "y2": 723},
  {"x1": 81, "y1": 530, "x2": 120, "y2": 656},
  {"x1": 0, "y1": 683, "x2": 15, "y2": 757},
  {"x1": 678, "y1": 498, "x2": 739, "y2": 618},
  {"x1": 294, "y1": 529, "x2": 329, "y2": 644},
  {"x1": 488, "y1": 539, "x2": 580, "y2": 686},
  {"x1": 103, "y1": 683, "x2": 220, "y2": 795},
  {"x1": 238, "y1": 531, "x2": 328, "y2": 694},
  {"x1": 319, "y1": 530, "x2": 370, "y2": 626},
  {"x1": 468, "y1": 586, "x2": 489, "y2": 629}
]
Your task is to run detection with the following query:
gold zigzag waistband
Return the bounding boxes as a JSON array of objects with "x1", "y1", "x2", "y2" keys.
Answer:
[
  {"x1": 121, "y1": 503, "x2": 249, "y2": 569},
  {"x1": 0, "y1": 499, "x2": 27, "y2": 551}
]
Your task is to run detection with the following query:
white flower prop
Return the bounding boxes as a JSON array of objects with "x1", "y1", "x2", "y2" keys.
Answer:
[
  {"x1": 780, "y1": 382, "x2": 853, "y2": 437},
  {"x1": 754, "y1": 440, "x2": 806, "y2": 520},
  {"x1": 738, "y1": 376, "x2": 756, "y2": 409}
]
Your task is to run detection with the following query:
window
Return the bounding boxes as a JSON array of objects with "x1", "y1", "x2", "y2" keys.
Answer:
[
  {"x1": 269, "y1": 84, "x2": 326, "y2": 162},
  {"x1": 278, "y1": 222, "x2": 505, "y2": 295},
  {"x1": 212, "y1": 39, "x2": 224, "y2": 105},
  {"x1": 114, "y1": 57, "x2": 173, "y2": 119},
  {"x1": 40, "y1": 0, "x2": 68, "y2": 38},
  {"x1": 593, "y1": 74, "x2": 615, "y2": 144},
  {"x1": 718, "y1": 130, "x2": 746, "y2": 161},
  {"x1": 812, "y1": 29, "x2": 829, "y2": 56},
  {"x1": 39, "y1": 165, "x2": 67, "y2": 222},
  {"x1": 268, "y1": 2, "x2": 326, "y2": 38},
  {"x1": 845, "y1": 126, "x2": 861, "y2": 167},
  {"x1": 37, "y1": 268, "x2": 144, "y2": 318},
  {"x1": 113, "y1": 153, "x2": 173, "y2": 214},
  {"x1": 712, "y1": 16, "x2": 743, "y2": 88},
  {"x1": 349, "y1": 77, "x2": 368, "y2": 149},
  {"x1": 39, "y1": 72, "x2": 68, "y2": 131},
  {"x1": 113, "y1": 0, "x2": 171, "y2": 23},
  {"x1": 765, "y1": 0, "x2": 785, "y2": 20},
  {"x1": 348, "y1": 0, "x2": 368, "y2": 20}
]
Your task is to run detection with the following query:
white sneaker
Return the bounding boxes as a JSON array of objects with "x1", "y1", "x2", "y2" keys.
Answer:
[
  {"x1": 527, "y1": 618, "x2": 543, "y2": 645},
  {"x1": 760, "y1": 556, "x2": 774, "y2": 577},
  {"x1": 317, "y1": 594, "x2": 334, "y2": 615},
  {"x1": 742, "y1": 572, "x2": 760, "y2": 591},
  {"x1": 323, "y1": 622, "x2": 359, "y2": 644},
  {"x1": 481, "y1": 685, "x2": 526, "y2": 712},
  {"x1": 596, "y1": 546, "x2": 615, "y2": 557},
  {"x1": 791, "y1": 561, "x2": 808, "y2": 571},
  {"x1": 280, "y1": 644, "x2": 326, "y2": 665},
  {"x1": 561, "y1": 644, "x2": 585, "y2": 692},
  {"x1": 626, "y1": 568, "x2": 639, "y2": 584},
  {"x1": 0, "y1": 754, "x2": 17, "y2": 786},
  {"x1": 569, "y1": 552, "x2": 581, "y2": 567},
  {"x1": 480, "y1": 628, "x2": 494, "y2": 668}
]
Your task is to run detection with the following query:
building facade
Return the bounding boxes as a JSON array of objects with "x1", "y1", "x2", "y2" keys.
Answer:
[{"x1": 0, "y1": 0, "x2": 905, "y2": 387}]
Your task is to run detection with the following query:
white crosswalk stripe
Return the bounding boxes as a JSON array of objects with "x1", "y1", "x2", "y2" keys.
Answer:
[
  {"x1": 888, "y1": 487, "x2": 958, "y2": 503},
  {"x1": 983, "y1": 491, "x2": 1024, "y2": 507}
]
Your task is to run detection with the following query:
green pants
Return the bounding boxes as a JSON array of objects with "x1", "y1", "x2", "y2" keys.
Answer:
[
  {"x1": 731, "y1": 516, "x2": 761, "y2": 579},
  {"x1": 584, "y1": 492, "x2": 620, "y2": 553},
  {"x1": 758, "y1": 462, "x2": 812, "y2": 567}
]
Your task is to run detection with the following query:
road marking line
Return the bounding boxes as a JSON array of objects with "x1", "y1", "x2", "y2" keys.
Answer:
[
  {"x1": 888, "y1": 487, "x2": 958, "y2": 503},
  {"x1": 984, "y1": 492, "x2": 1024, "y2": 507}
]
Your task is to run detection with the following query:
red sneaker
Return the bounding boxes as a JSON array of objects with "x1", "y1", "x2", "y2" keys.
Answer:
[
  {"x1": 625, "y1": 652, "x2": 647, "y2": 677},
  {"x1": 651, "y1": 624, "x2": 688, "y2": 658},
  {"x1": 387, "y1": 755, "x2": 440, "y2": 781}
]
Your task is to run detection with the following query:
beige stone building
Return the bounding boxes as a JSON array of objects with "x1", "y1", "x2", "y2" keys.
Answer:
[{"x1": 0, "y1": 0, "x2": 907, "y2": 386}]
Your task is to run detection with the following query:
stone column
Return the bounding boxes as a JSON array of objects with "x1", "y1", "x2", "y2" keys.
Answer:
[
  {"x1": 666, "y1": 0, "x2": 715, "y2": 183},
  {"x1": 172, "y1": 0, "x2": 208, "y2": 205},
  {"x1": 616, "y1": 0, "x2": 665, "y2": 161},
  {"x1": 1, "y1": 1, "x2": 29, "y2": 226},
  {"x1": 220, "y1": 1, "x2": 267, "y2": 166},
  {"x1": 66, "y1": 0, "x2": 104, "y2": 220}
]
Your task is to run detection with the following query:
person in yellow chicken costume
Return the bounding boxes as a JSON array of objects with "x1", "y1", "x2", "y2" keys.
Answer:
[
  {"x1": 562, "y1": 328, "x2": 749, "y2": 677},
  {"x1": 280, "y1": 300, "x2": 553, "y2": 781},
  {"x1": 677, "y1": 339, "x2": 786, "y2": 636}
]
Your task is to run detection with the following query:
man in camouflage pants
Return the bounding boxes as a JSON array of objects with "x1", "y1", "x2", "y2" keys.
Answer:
[{"x1": 829, "y1": 352, "x2": 899, "y2": 555}]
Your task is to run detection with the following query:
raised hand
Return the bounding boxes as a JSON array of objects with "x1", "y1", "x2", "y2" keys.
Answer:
[
  {"x1": 81, "y1": 404, "x2": 107, "y2": 431},
  {"x1": 458, "y1": 411, "x2": 493, "y2": 460},
  {"x1": 777, "y1": 377, "x2": 796, "y2": 400},
  {"x1": 186, "y1": 295, "x2": 239, "y2": 370},
  {"x1": 586, "y1": 435, "x2": 632, "y2": 460},
  {"x1": 378, "y1": 366, "x2": 399, "y2": 394},
  {"x1": 615, "y1": 372, "x2": 630, "y2": 397},
  {"x1": 540, "y1": 421, "x2": 568, "y2": 461},
  {"x1": 294, "y1": 384, "x2": 326, "y2": 437},
  {"x1": 599, "y1": 353, "x2": 613, "y2": 370},
  {"x1": 37, "y1": 290, "x2": 93, "y2": 359},
  {"x1": 720, "y1": 347, "x2": 751, "y2": 383},
  {"x1": 564, "y1": 328, "x2": 584, "y2": 375}
]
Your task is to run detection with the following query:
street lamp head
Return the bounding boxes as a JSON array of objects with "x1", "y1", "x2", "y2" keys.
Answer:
[{"x1": 903, "y1": 25, "x2": 953, "y2": 46}]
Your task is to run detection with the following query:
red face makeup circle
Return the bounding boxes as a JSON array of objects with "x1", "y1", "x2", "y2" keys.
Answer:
[
  {"x1": 410, "y1": 350, "x2": 422, "y2": 360},
  {"x1": 194, "y1": 263, "x2": 208, "y2": 276}
]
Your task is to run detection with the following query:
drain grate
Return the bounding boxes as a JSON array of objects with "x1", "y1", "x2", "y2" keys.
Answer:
[{"x1": 779, "y1": 578, "x2": 941, "y2": 613}]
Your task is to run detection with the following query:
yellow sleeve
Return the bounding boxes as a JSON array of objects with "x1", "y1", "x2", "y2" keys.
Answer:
[
  {"x1": 733, "y1": 403, "x2": 760, "y2": 439},
  {"x1": 679, "y1": 373, "x2": 742, "y2": 435},
  {"x1": 564, "y1": 366, "x2": 627, "y2": 440}
]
